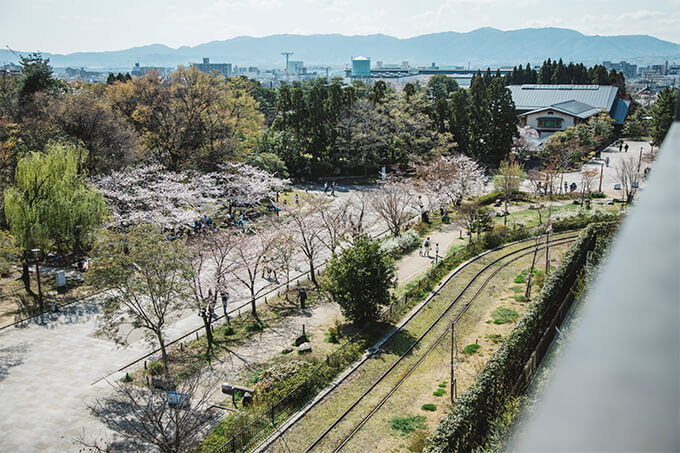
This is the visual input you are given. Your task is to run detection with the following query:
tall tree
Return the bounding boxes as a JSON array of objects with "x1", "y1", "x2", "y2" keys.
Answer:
[
  {"x1": 649, "y1": 87, "x2": 678, "y2": 146},
  {"x1": 485, "y1": 78, "x2": 518, "y2": 165},
  {"x1": 449, "y1": 89, "x2": 471, "y2": 155},
  {"x1": 4, "y1": 143, "x2": 106, "y2": 299},
  {"x1": 90, "y1": 225, "x2": 193, "y2": 378}
]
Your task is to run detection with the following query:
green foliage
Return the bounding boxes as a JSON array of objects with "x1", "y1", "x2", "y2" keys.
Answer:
[
  {"x1": 199, "y1": 412, "x2": 255, "y2": 453},
  {"x1": 492, "y1": 307, "x2": 519, "y2": 324},
  {"x1": 591, "y1": 191, "x2": 607, "y2": 199},
  {"x1": 4, "y1": 143, "x2": 107, "y2": 255},
  {"x1": 222, "y1": 325, "x2": 235, "y2": 336},
  {"x1": 433, "y1": 389, "x2": 446, "y2": 397},
  {"x1": 147, "y1": 360, "x2": 164, "y2": 376},
  {"x1": 322, "y1": 235, "x2": 396, "y2": 322},
  {"x1": 649, "y1": 87, "x2": 678, "y2": 146},
  {"x1": 622, "y1": 107, "x2": 649, "y2": 138},
  {"x1": 486, "y1": 334, "x2": 503, "y2": 344},
  {"x1": 462, "y1": 343, "x2": 481, "y2": 354},
  {"x1": 421, "y1": 404, "x2": 437, "y2": 412},
  {"x1": 120, "y1": 372, "x2": 133, "y2": 383},
  {"x1": 18, "y1": 53, "x2": 64, "y2": 106},
  {"x1": 391, "y1": 415, "x2": 427, "y2": 435},
  {"x1": 511, "y1": 294, "x2": 528, "y2": 302},
  {"x1": 0, "y1": 231, "x2": 17, "y2": 277}
]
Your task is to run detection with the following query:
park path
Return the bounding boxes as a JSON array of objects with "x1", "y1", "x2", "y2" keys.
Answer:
[{"x1": 0, "y1": 188, "x2": 421, "y2": 453}]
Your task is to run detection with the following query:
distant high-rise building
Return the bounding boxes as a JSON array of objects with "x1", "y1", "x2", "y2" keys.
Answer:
[
  {"x1": 287, "y1": 61, "x2": 305, "y2": 75},
  {"x1": 193, "y1": 57, "x2": 232, "y2": 77},
  {"x1": 602, "y1": 60, "x2": 638, "y2": 80}
]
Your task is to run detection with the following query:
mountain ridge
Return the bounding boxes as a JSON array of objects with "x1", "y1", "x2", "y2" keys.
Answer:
[{"x1": 1, "y1": 27, "x2": 678, "y2": 70}]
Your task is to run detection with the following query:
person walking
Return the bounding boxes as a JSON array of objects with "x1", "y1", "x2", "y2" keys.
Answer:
[
  {"x1": 297, "y1": 287, "x2": 308, "y2": 310},
  {"x1": 435, "y1": 243, "x2": 440, "y2": 262},
  {"x1": 295, "y1": 193, "x2": 299, "y2": 205},
  {"x1": 424, "y1": 237, "x2": 431, "y2": 257},
  {"x1": 221, "y1": 291, "x2": 230, "y2": 318},
  {"x1": 618, "y1": 141, "x2": 623, "y2": 152},
  {"x1": 624, "y1": 143, "x2": 629, "y2": 153},
  {"x1": 606, "y1": 157, "x2": 610, "y2": 167}
]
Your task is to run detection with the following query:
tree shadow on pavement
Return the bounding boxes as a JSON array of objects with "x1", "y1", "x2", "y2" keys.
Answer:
[{"x1": 0, "y1": 343, "x2": 29, "y2": 382}]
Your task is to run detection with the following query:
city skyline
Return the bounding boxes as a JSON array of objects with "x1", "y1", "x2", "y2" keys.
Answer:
[{"x1": 1, "y1": 0, "x2": 679, "y2": 54}]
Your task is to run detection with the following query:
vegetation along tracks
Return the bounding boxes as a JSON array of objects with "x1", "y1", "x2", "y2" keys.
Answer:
[
  {"x1": 254, "y1": 232, "x2": 577, "y2": 453},
  {"x1": 319, "y1": 237, "x2": 575, "y2": 452}
]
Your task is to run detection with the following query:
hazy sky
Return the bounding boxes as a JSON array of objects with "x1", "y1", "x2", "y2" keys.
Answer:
[{"x1": 1, "y1": 0, "x2": 679, "y2": 54}]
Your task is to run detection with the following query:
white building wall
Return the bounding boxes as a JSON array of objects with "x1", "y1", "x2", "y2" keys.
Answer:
[{"x1": 525, "y1": 110, "x2": 575, "y2": 138}]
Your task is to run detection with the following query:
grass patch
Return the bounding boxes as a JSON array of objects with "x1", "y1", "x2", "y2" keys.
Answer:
[
  {"x1": 510, "y1": 286, "x2": 524, "y2": 294},
  {"x1": 390, "y1": 415, "x2": 427, "y2": 436},
  {"x1": 486, "y1": 334, "x2": 503, "y2": 344},
  {"x1": 438, "y1": 382, "x2": 447, "y2": 388},
  {"x1": 462, "y1": 343, "x2": 481, "y2": 355},
  {"x1": 421, "y1": 404, "x2": 437, "y2": 412},
  {"x1": 511, "y1": 294, "x2": 528, "y2": 302},
  {"x1": 433, "y1": 389, "x2": 446, "y2": 397},
  {"x1": 491, "y1": 307, "x2": 519, "y2": 325}
]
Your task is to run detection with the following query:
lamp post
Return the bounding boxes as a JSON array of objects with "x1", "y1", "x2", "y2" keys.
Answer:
[{"x1": 31, "y1": 248, "x2": 43, "y2": 311}]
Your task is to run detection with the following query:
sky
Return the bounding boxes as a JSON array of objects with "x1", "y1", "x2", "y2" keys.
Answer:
[{"x1": 1, "y1": 0, "x2": 679, "y2": 54}]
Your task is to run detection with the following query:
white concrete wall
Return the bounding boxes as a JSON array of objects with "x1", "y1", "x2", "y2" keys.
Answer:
[{"x1": 525, "y1": 110, "x2": 575, "y2": 132}]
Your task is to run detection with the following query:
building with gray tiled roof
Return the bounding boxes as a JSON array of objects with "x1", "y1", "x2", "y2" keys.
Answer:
[{"x1": 508, "y1": 84, "x2": 630, "y2": 139}]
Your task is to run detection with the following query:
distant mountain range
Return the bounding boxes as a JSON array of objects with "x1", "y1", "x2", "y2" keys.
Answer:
[{"x1": 2, "y1": 28, "x2": 679, "y2": 70}]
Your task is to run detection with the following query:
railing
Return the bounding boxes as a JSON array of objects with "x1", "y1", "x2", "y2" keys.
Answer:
[{"x1": 515, "y1": 109, "x2": 680, "y2": 451}]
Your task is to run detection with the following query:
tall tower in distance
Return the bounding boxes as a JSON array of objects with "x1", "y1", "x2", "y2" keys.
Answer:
[{"x1": 281, "y1": 52, "x2": 294, "y2": 73}]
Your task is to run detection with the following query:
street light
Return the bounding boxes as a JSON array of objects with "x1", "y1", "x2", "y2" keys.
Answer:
[{"x1": 31, "y1": 248, "x2": 43, "y2": 310}]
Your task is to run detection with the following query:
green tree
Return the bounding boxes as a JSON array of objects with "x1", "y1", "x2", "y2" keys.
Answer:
[
  {"x1": 449, "y1": 89, "x2": 471, "y2": 155},
  {"x1": 622, "y1": 107, "x2": 649, "y2": 138},
  {"x1": 649, "y1": 87, "x2": 678, "y2": 146},
  {"x1": 485, "y1": 78, "x2": 518, "y2": 165},
  {"x1": 427, "y1": 74, "x2": 459, "y2": 101},
  {"x1": 89, "y1": 225, "x2": 193, "y2": 378},
  {"x1": 18, "y1": 53, "x2": 64, "y2": 109},
  {"x1": 322, "y1": 235, "x2": 396, "y2": 322},
  {"x1": 468, "y1": 76, "x2": 490, "y2": 160},
  {"x1": 493, "y1": 158, "x2": 526, "y2": 226},
  {"x1": 4, "y1": 143, "x2": 106, "y2": 299}
]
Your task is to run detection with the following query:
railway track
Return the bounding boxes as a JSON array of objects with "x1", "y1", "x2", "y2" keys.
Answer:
[{"x1": 302, "y1": 235, "x2": 577, "y2": 453}]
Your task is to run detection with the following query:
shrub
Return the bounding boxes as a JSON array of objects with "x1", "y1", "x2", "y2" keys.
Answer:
[
  {"x1": 120, "y1": 372, "x2": 133, "y2": 383},
  {"x1": 492, "y1": 307, "x2": 519, "y2": 324},
  {"x1": 381, "y1": 230, "x2": 421, "y2": 257},
  {"x1": 222, "y1": 325, "x2": 235, "y2": 336},
  {"x1": 254, "y1": 360, "x2": 315, "y2": 406},
  {"x1": 433, "y1": 389, "x2": 446, "y2": 397},
  {"x1": 486, "y1": 333, "x2": 503, "y2": 344},
  {"x1": 591, "y1": 191, "x2": 607, "y2": 198},
  {"x1": 462, "y1": 344, "x2": 481, "y2": 355},
  {"x1": 147, "y1": 360, "x2": 164, "y2": 376},
  {"x1": 421, "y1": 404, "x2": 437, "y2": 412},
  {"x1": 409, "y1": 430, "x2": 429, "y2": 452},
  {"x1": 512, "y1": 294, "x2": 528, "y2": 302},
  {"x1": 390, "y1": 415, "x2": 427, "y2": 436}
]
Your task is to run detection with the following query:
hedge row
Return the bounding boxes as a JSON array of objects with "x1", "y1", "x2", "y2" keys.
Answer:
[{"x1": 425, "y1": 222, "x2": 618, "y2": 452}]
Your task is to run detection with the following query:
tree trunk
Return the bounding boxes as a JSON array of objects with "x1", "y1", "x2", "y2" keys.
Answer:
[
  {"x1": 309, "y1": 259, "x2": 318, "y2": 288},
  {"x1": 21, "y1": 258, "x2": 36, "y2": 299},
  {"x1": 157, "y1": 333, "x2": 170, "y2": 379},
  {"x1": 201, "y1": 314, "x2": 213, "y2": 357}
]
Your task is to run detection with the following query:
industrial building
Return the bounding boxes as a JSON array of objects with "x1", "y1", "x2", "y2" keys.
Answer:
[{"x1": 193, "y1": 57, "x2": 232, "y2": 78}]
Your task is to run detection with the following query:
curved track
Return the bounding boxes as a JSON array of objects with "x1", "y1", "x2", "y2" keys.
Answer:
[{"x1": 302, "y1": 235, "x2": 576, "y2": 453}]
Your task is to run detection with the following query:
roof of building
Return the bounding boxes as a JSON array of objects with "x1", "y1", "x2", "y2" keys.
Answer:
[
  {"x1": 508, "y1": 84, "x2": 619, "y2": 112},
  {"x1": 610, "y1": 98, "x2": 631, "y2": 125},
  {"x1": 520, "y1": 99, "x2": 604, "y2": 120}
]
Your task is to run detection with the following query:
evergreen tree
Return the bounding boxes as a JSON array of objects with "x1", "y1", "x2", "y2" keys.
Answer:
[
  {"x1": 449, "y1": 89, "x2": 471, "y2": 155},
  {"x1": 468, "y1": 76, "x2": 489, "y2": 160},
  {"x1": 322, "y1": 235, "x2": 396, "y2": 322},
  {"x1": 486, "y1": 78, "x2": 518, "y2": 165},
  {"x1": 538, "y1": 58, "x2": 553, "y2": 83},
  {"x1": 649, "y1": 87, "x2": 678, "y2": 146}
]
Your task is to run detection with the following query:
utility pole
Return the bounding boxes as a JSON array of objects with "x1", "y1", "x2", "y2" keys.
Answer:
[
  {"x1": 545, "y1": 224, "x2": 552, "y2": 274},
  {"x1": 450, "y1": 321, "x2": 457, "y2": 403},
  {"x1": 638, "y1": 147, "x2": 643, "y2": 172},
  {"x1": 281, "y1": 52, "x2": 293, "y2": 73}
]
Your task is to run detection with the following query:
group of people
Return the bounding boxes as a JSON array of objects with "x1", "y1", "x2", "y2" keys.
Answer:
[
  {"x1": 322, "y1": 181, "x2": 337, "y2": 197},
  {"x1": 200, "y1": 289, "x2": 231, "y2": 320},
  {"x1": 419, "y1": 237, "x2": 440, "y2": 261},
  {"x1": 224, "y1": 211, "x2": 249, "y2": 228},
  {"x1": 191, "y1": 216, "x2": 216, "y2": 235}
]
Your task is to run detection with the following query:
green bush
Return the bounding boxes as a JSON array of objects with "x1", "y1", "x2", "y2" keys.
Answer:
[
  {"x1": 147, "y1": 360, "x2": 164, "y2": 376},
  {"x1": 462, "y1": 344, "x2": 481, "y2": 354},
  {"x1": 433, "y1": 389, "x2": 446, "y2": 397},
  {"x1": 421, "y1": 404, "x2": 437, "y2": 412},
  {"x1": 390, "y1": 415, "x2": 427, "y2": 436},
  {"x1": 511, "y1": 294, "x2": 528, "y2": 302},
  {"x1": 591, "y1": 191, "x2": 607, "y2": 198},
  {"x1": 492, "y1": 307, "x2": 519, "y2": 324},
  {"x1": 486, "y1": 334, "x2": 503, "y2": 344}
]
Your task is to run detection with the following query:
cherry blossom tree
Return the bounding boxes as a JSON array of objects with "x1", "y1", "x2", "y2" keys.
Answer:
[
  {"x1": 284, "y1": 195, "x2": 327, "y2": 288},
  {"x1": 226, "y1": 224, "x2": 281, "y2": 320},
  {"x1": 319, "y1": 199, "x2": 350, "y2": 254},
  {"x1": 370, "y1": 178, "x2": 417, "y2": 237}
]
